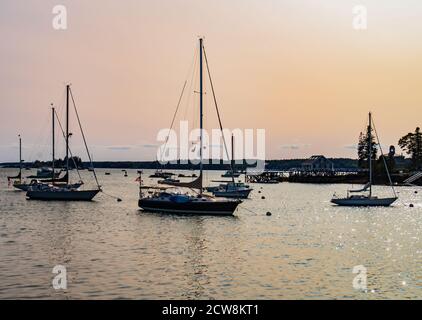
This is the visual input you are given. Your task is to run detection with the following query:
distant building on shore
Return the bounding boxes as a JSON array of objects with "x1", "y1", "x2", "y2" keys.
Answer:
[
  {"x1": 382, "y1": 145, "x2": 410, "y2": 170},
  {"x1": 301, "y1": 155, "x2": 334, "y2": 171}
]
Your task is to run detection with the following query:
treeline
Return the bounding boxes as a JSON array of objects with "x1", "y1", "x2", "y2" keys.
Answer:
[
  {"x1": 90, "y1": 159, "x2": 359, "y2": 170},
  {"x1": 33, "y1": 156, "x2": 83, "y2": 169},
  {"x1": 2, "y1": 158, "x2": 359, "y2": 170},
  {"x1": 3, "y1": 156, "x2": 83, "y2": 169},
  {"x1": 358, "y1": 126, "x2": 421, "y2": 172}
]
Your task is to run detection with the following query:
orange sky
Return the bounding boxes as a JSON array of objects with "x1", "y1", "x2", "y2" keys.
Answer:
[{"x1": 1, "y1": 0, "x2": 422, "y2": 162}]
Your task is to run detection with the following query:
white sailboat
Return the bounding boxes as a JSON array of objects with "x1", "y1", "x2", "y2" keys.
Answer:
[
  {"x1": 331, "y1": 112, "x2": 398, "y2": 207},
  {"x1": 213, "y1": 134, "x2": 253, "y2": 198},
  {"x1": 26, "y1": 85, "x2": 101, "y2": 201},
  {"x1": 13, "y1": 107, "x2": 81, "y2": 192}
]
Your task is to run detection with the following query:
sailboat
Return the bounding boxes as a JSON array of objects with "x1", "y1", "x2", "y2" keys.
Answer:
[
  {"x1": 13, "y1": 107, "x2": 81, "y2": 191},
  {"x1": 210, "y1": 134, "x2": 253, "y2": 199},
  {"x1": 26, "y1": 85, "x2": 101, "y2": 201},
  {"x1": 221, "y1": 134, "x2": 242, "y2": 178},
  {"x1": 7, "y1": 135, "x2": 26, "y2": 190},
  {"x1": 331, "y1": 112, "x2": 398, "y2": 207},
  {"x1": 138, "y1": 38, "x2": 241, "y2": 215},
  {"x1": 38, "y1": 106, "x2": 83, "y2": 188}
]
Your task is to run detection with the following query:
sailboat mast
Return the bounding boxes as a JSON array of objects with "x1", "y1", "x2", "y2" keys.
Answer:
[
  {"x1": 368, "y1": 112, "x2": 372, "y2": 197},
  {"x1": 231, "y1": 134, "x2": 234, "y2": 170},
  {"x1": 231, "y1": 134, "x2": 235, "y2": 183},
  {"x1": 19, "y1": 135, "x2": 22, "y2": 182},
  {"x1": 199, "y1": 38, "x2": 204, "y2": 194},
  {"x1": 52, "y1": 105, "x2": 55, "y2": 184},
  {"x1": 66, "y1": 85, "x2": 70, "y2": 184}
]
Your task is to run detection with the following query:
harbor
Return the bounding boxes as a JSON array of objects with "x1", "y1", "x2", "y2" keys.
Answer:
[
  {"x1": 0, "y1": 168, "x2": 420, "y2": 299},
  {"x1": 1, "y1": 0, "x2": 422, "y2": 303}
]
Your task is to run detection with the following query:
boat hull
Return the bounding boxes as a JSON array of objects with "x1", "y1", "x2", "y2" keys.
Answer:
[
  {"x1": 139, "y1": 198, "x2": 241, "y2": 215},
  {"x1": 26, "y1": 189, "x2": 100, "y2": 201},
  {"x1": 27, "y1": 173, "x2": 61, "y2": 179},
  {"x1": 331, "y1": 197, "x2": 397, "y2": 207},
  {"x1": 221, "y1": 173, "x2": 241, "y2": 178},
  {"x1": 149, "y1": 172, "x2": 174, "y2": 178},
  {"x1": 13, "y1": 183, "x2": 30, "y2": 191},
  {"x1": 14, "y1": 182, "x2": 82, "y2": 192}
]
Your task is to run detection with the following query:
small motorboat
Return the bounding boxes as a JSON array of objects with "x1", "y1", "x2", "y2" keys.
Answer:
[
  {"x1": 178, "y1": 173, "x2": 198, "y2": 178},
  {"x1": 221, "y1": 170, "x2": 241, "y2": 178},
  {"x1": 206, "y1": 182, "x2": 252, "y2": 199},
  {"x1": 158, "y1": 178, "x2": 180, "y2": 184},
  {"x1": 149, "y1": 170, "x2": 174, "y2": 178}
]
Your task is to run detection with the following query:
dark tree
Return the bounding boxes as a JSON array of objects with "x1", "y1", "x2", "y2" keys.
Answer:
[
  {"x1": 63, "y1": 156, "x2": 83, "y2": 169},
  {"x1": 398, "y1": 127, "x2": 422, "y2": 169},
  {"x1": 357, "y1": 125, "x2": 378, "y2": 168}
]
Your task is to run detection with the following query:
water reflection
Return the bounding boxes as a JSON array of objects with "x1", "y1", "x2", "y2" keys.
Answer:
[{"x1": 0, "y1": 168, "x2": 420, "y2": 299}]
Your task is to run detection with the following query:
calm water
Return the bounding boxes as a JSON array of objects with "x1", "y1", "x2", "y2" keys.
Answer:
[{"x1": 0, "y1": 168, "x2": 420, "y2": 299}]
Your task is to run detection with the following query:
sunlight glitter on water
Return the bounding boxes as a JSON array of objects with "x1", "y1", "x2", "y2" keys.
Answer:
[{"x1": 0, "y1": 168, "x2": 420, "y2": 299}]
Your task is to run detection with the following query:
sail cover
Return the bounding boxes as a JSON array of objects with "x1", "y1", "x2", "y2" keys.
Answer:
[
  {"x1": 349, "y1": 182, "x2": 371, "y2": 193},
  {"x1": 160, "y1": 173, "x2": 202, "y2": 190},
  {"x1": 39, "y1": 172, "x2": 68, "y2": 183}
]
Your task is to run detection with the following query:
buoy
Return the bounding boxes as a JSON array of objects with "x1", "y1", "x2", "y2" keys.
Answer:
[
  {"x1": 266, "y1": 211, "x2": 272, "y2": 216},
  {"x1": 261, "y1": 196, "x2": 265, "y2": 199},
  {"x1": 409, "y1": 204, "x2": 414, "y2": 207}
]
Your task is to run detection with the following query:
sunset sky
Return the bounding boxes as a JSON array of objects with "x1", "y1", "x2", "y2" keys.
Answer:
[{"x1": 1, "y1": 0, "x2": 422, "y2": 162}]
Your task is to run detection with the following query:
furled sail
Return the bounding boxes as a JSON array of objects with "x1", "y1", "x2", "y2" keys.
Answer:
[
  {"x1": 160, "y1": 173, "x2": 202, "y2": 190},
  {"x1": 39, "y1": 172, "x2": 69, "y2": 183},
  {"x1": 349, "y1": 182, "x2": 371, "y2": 193}
]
